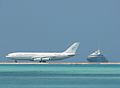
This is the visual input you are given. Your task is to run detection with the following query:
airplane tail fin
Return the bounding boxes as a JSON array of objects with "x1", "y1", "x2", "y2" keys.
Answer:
[{"x1": 64, "y1": 42, "x2": 80, "y2": 54}]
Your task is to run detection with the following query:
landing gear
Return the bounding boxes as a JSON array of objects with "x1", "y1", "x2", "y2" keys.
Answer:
[
  {"x1": 39, "y1": 61, "x2": 46, "y2": 63},
  {"x1": 42, "y1": 61, "x2": 46, "y2": 63},
  {"x1": 14, "y1": 60, "x2": 17, "y2": 63}
]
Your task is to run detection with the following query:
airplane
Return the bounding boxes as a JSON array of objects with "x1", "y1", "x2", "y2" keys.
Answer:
[{"x1": 6, "y1": 42, "x2": 79, "y2": 62}]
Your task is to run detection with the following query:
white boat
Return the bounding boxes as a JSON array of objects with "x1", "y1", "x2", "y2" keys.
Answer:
[{"x1": 87, "y1": 50, "x2": 108, "y2": 62}]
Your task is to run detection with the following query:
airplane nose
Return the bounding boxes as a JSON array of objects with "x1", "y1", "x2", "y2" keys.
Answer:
[{"x1": 6, "y1": 55, "x2": 10, "y2": 58}]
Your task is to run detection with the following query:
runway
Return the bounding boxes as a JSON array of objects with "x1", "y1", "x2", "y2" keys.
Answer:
[{"x1": 0, "y1": 62, "x2": 120, "y2": 64}]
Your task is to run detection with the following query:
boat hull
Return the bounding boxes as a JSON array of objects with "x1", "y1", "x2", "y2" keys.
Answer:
[{"x1": 87, "y1": 57, "x2": 108, "y2": 62}]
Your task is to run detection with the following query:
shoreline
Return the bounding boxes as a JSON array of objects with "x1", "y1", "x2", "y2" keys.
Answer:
[{"x1": 0, "y1": 62, "x2": 120, "y2": 64}]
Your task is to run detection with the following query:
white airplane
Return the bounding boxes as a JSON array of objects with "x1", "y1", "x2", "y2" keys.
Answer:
[{"x1": 6, "y1": 42, "x2": 79, "y2": 62}]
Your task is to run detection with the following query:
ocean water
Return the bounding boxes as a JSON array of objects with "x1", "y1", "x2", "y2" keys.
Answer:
[{"x1": 0, "y1": 64, "x2": 120, "y2": 88}]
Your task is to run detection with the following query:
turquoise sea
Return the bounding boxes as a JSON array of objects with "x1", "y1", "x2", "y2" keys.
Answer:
[{"x1": 0, "y1": 64, "x2": 120, "y2": 88}]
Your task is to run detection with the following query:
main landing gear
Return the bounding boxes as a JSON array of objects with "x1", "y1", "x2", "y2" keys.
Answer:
[
  {"x1": 14, "y1": 60, "x2": 17, "y2": 63},
  {"x1": 39, "y1": 61, "x2": 46, "y2": 63}
]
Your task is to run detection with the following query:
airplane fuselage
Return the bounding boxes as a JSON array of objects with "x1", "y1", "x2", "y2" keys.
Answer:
[{"x1": 6, "y1": 52, "x2": 75, "y2": 61}]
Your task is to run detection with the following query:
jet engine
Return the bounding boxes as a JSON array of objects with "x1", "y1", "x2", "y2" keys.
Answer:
[
  {"x1": 33, "y1": 57, "x2": 50, "y2": 61},
  {"x1": 41, "y1": 57, "x2": 50, "y2": 61}
]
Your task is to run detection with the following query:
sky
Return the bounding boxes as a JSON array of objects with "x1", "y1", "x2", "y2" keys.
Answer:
[{"x1": 0, "y1": 0, "x2": 120, "y2": 62}]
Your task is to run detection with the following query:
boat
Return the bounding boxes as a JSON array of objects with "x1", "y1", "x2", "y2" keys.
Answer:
[{"x1": 87, "y1": 50, "x2": 108, "y2": 62}]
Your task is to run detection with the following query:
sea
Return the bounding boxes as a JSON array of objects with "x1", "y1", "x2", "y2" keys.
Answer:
[{"x1": 0, "y1": 64, "x2": 120, "y2": 88}]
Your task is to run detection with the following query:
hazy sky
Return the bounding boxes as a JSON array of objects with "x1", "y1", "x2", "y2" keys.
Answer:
[{"x1": 0, "y1": 0, "x2": 120, "y2": 61}]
